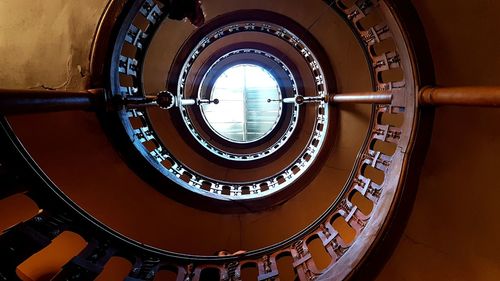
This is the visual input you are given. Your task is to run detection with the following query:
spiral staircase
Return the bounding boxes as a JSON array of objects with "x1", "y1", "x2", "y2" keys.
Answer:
[{"x1": 0, "y1": 0, "x2": 499, "y2": 280}]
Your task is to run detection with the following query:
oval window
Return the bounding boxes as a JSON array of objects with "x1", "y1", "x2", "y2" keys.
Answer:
[{"x1": 201, "y1": 64, "x2": 282, "y2": 143}]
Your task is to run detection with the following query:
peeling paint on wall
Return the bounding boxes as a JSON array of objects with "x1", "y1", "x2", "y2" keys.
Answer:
[{"x1": 0, "y1": 0, "x2": 109, "y2": 89}]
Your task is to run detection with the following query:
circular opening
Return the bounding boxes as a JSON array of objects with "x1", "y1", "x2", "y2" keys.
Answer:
[{"x1": 200, "y1": 64, "x2": 282, "y2": 143}]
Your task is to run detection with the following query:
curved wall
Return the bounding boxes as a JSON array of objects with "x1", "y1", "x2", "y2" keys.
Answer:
[
  {"x1": 375, "y1": 0, "x2": 500, "y2": 280},
  {"x1": 1, "y1": 0, "x2": 499, "y2": 280},
  {"x1": 2, "y1": 0, "x2": 372, "y2": 255}
]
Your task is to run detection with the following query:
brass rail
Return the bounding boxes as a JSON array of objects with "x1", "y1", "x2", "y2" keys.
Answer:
[
  {"x1": 331, "y1": 92, "x2": 393, "y2": 104},
  {"x1": 419, "y1": 86, "x2": 500, "y2": 107}
]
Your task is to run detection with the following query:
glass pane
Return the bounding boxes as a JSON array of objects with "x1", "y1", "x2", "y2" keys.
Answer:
[{"x1": 201, "y1": 64, "x2": 282, "y2": 143}]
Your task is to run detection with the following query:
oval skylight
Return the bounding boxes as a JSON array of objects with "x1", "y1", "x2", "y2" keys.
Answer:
[{"x1": 201, "y1": 64, "x2": 282, "y2": 143}]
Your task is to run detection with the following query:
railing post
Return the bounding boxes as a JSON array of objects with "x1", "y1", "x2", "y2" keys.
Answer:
[
  {"x1": 51, "y1": 240, "x2": 116, "y2": 281},
  {"x1": 0, "y1": 211, "x2": 72, "y2": 280}
]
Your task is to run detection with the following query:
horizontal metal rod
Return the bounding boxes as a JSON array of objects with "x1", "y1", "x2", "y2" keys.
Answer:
[
  {"x1": 330, "y1": 92, "x2": 393, "y2": 104},
  {"x1": 419, "y1": 86, "x2": 500, "y2": 107},
  {"x1": 0, "y1": 88, "x2": 106, "y2": 115},
  {"x1": 8, "y1": 86, "x2": 499, "y2": 115}
]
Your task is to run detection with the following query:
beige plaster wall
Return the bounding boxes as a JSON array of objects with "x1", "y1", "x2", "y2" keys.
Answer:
[{"x1": 0, "y1": 0, "x2": 108, "y2": 89}]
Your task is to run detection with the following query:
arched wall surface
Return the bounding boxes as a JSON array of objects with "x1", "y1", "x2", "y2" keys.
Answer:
[
  {"x1": 1, "y1": 0, "x2": 372, "y2": 255},
  {"x1": 376, "y1": 0, "x2": 500, "y2": 280}
]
